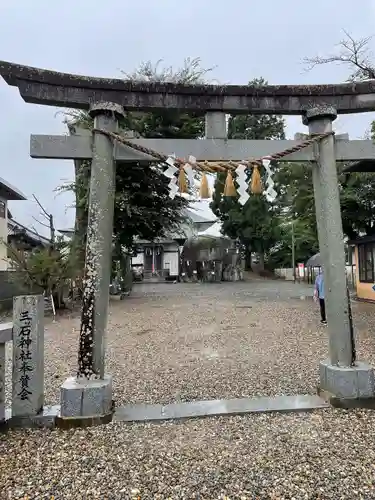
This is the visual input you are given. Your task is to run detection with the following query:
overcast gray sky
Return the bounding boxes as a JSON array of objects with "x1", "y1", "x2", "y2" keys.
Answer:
[{"x1": 1, "y1": 0, "x2": 375, "y2": 234}]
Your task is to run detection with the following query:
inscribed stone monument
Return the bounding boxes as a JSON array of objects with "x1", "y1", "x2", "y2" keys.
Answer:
[{"x1": 12, "y1": 295, "x2": 44, "y2": 417}]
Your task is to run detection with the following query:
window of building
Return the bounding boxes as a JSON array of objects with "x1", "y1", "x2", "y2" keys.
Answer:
[
  {"x1": 358, "y1": 243, "x2": 375, "y2": 283},
  {"x1": 0, "y1": 200, "x2": 6, "y2": 219}
]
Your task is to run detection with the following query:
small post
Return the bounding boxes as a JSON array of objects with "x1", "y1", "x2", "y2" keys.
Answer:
[
  {"x1": 12, "y1": 295, "x2": 44, "y2": 417},
  {"x1": 0, "y1": 323, "x2": 12, "y2": 422},
  {"x1": 0, "y1": 343, "x2": 5, "y2": 421},
  {"x1": 205, "y1": 112, "x2": 227, "y2": 139},
  {"x1": 304, "y1": 107, "x2": 375, "y2": 401},
  {"x1": 0, "y1": 323, "x2": 12, "y2": 421},
  {"x1": 291, "y1": 220, "x2": 296, "y2": 283}
]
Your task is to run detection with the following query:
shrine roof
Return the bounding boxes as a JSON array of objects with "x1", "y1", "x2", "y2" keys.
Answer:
[
  {"x1": 8, "y1": 218, "x2": 50, "y2": 246},
  {"x1": 344, "y1": 160, "x2": 375, "y2": 173},
  {"x1": 347, "y1": 233, "x2": 375, "y2": 245},
  {"x1": 0, "y1": 177, "x2": 27, "y2": 201}
]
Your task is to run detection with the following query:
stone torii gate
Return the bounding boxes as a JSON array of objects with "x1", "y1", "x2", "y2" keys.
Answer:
[{"x1": 1, "y1": 60, "x2": 375, "y2": 424}]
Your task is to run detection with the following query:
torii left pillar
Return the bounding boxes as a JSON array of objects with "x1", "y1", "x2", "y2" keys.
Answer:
[{"x1": 59, "y1": 102, "x2": 125, "y2": 425}]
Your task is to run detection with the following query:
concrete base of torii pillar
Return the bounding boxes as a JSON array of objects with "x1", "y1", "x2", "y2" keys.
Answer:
[
  {"x1": 59, "y1": 375, "x2": 113, "y2": 426},
  {"x1": 304, "y1": 106, "x2": 375, "y2": 404},
  {"x1": 318, "y1": 361, "x2": 375, "y2": 403}
]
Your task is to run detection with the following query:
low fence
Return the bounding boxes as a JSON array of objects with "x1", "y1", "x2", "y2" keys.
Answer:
[
  {"x1": 274, "y1": 268, "x2": 295, "y2": 281},
  {"x1": 142, "y1": 269, "x2": 171, "y2": 282},
  {"x1": 274, "y1": 265, "x2": 357, "y2": 290},
  {"x1": 0, "y1": 271, "x2": 42, "y2": 311},
  {"x1": 0, "y1": 295, "x2": 44, "y2": 424}
]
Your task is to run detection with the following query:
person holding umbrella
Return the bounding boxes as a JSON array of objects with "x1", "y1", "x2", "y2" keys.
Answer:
[{"x1": 314, "y1": 268, "x2": 326, "y2": 324}]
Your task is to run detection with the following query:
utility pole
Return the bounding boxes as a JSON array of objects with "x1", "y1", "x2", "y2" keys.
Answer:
[{"x1": 291, "y1": 219, "x2": 296, "y2": 283}]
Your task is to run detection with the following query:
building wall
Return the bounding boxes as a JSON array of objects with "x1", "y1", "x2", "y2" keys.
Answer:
[
  {"x1": 274, "y1": 268, "x2": 295, "y2": 281},
  {"x1": 194, "y1": 221, "x2": 215, "y2": 233},
  {"x1": 0, "y1": 197, "x2": 8, "y2": 270},
  {"x1": 275, "y1": 265, "x2": 356, "y2": 288},
  {"x1": 354, "y1": 246, "x2": 375, "y2": 301},
  {"x1": 131, "y1": 244, "x2": 180, "y2": 276},
  {"x1": 132, "y1": 252, "x2": 144, "y2": 266},
  {"x1": 130, "y1": 217, "x2": 216, "y2": 277},
  {"x1": 162, "y1": 243, "x2": 179, "y2": 276}
]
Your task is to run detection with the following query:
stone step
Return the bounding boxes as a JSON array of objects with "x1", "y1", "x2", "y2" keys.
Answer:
[{"x1": 113, "y1": 394, "x2": 329, "y2": 423}]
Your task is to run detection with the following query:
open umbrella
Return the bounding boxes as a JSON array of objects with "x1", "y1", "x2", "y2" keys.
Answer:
[{"x1": 306, "y1": 253, "x2": 321, "y2": 267}]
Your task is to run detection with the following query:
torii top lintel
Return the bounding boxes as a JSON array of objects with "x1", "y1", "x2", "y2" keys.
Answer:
[{"x1": 1, "y1": 60, "x2": 375, "y2": 115}]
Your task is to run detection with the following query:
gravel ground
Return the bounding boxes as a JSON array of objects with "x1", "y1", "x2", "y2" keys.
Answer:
[
  {"x1": 2, "y1": 410, "x2": 375, "y2": 498},
  {"x1": 5, "y1": 280, "x2": 375, "y2": 406},
  {"x1": 2, "y1": 280, "x2": 375, "y2": 498}
]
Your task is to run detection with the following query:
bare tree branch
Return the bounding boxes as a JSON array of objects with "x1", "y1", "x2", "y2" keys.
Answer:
[
  {"x1": 30, "y1": 225, "x2": 41, "y2": 236},
  {"x1": 303, "y1": 31, "x2": 375, "y2": 80},
  {"x1": 32, "y1": 194, "x2": 50, "y2": 220},
  {"x1": 31, "y1": 216, "x2": 50, "y2": 229},
  {"x1": 32, "y1": 194, "x2": 55, "y2": 245}
]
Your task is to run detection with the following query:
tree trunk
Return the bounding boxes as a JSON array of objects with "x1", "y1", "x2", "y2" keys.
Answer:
[
  {"x1": 73, "y1": 159, "x2": 90, "y2": 271},
  {"x1": 257, "y1": 252, "x2": 265, "y2": 272},
  {"x1": 53, "y1": 290, "x2": 66, "y2": 309},
  {"x1": 244, "y1": 246, "x2": 252, "y2": 271},
  {"x1": 114, "y1": 240, "x2": 133, "y2": 295},
  {"x1": 121, "y1": 253, "x2": 133, "y2": 293}
]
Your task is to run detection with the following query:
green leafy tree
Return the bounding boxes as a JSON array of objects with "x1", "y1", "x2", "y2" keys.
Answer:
[
  {"x1": 211, "y1": 78, "x2": 285, "y2": 270},
  {"x1": 275, "y1": 157, "x2": 375, "y2": 248},
  {"x1": 7, "y1": 236, "x2": 78, "y2": 307},
  {"x1": 267, "y1": 218, "x2": 319, "y2": 269},
  {"x1": 63, "y1": 58, "x2": 213, "y2": 272},
  {"x1": 302, "y1": 31, "x2": 375, "y2": 240},
  {"x1": 270, "y1": 161, "x2": 318, "y2": 266},
  {"x1": 212, "y1": 38, "x2": 375, "y2": 272}
]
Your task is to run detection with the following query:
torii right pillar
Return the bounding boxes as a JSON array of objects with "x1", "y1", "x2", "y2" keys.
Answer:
[{"x1": 304, "y1": 106, "x2": 375, "y2": 405}]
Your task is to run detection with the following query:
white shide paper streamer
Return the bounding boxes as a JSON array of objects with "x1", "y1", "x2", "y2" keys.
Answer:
[
  {"x1": 235, "y1": 163, "x2": 250, "y2": 206},
  {"x1": 162, "y1": 156, "x2": 179, "y2": 199},
  {"x1": 262, "y1": 158, "x2": 277, "y2": 202}
]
